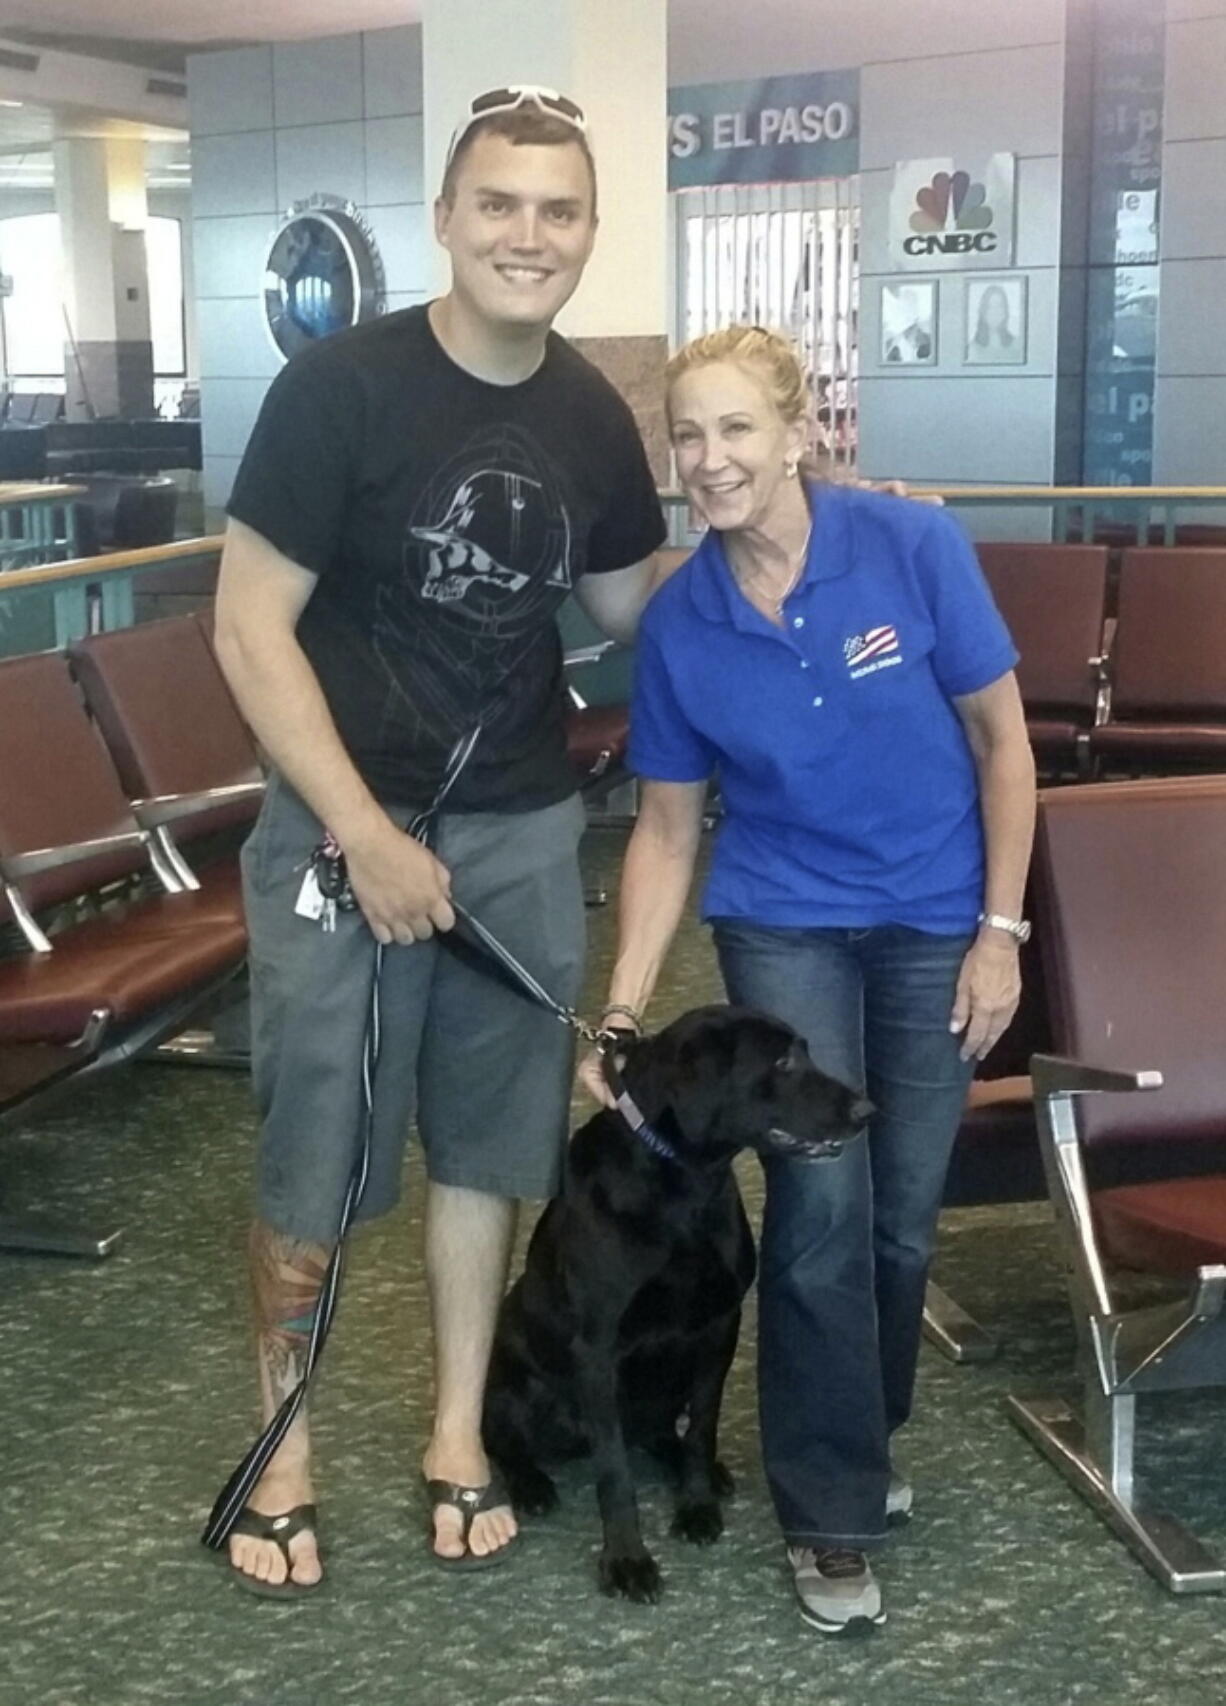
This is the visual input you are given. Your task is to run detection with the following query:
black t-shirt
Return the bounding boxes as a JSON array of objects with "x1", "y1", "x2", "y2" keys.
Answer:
[{"x1": 227, "y1": 304, "x2": 665, "y2": 811}]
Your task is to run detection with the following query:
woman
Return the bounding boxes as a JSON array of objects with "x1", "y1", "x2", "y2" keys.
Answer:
[
  {"x1": 968, "y1": 284, "x2": 1017, "y2": 363},
  {"x1": 581, "y1": 326, "x2": 1035, "y2": 1635}
]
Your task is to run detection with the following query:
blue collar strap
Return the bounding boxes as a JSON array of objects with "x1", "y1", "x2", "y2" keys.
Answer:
[{"x1": 601, "y1": 1047, "x2": 682, "y2": 1164}]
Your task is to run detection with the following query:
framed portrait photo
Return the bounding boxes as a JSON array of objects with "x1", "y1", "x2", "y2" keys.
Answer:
[
  {"x1": 964, "y1": 275, "x2": 1027, "y2": 366},
  {"x1": 880, "y1": 280, "x2": 938, "y2": 367}
]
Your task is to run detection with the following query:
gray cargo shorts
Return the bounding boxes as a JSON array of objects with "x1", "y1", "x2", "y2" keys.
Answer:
[{"x1": 240, "y1": 772, "x2": 587, "y2": 1243}]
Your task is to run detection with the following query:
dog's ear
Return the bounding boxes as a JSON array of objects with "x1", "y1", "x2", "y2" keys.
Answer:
[
  {"x1": 649, "y1": 1025, "x2": 742, "y2": 1150},
  {"x1": 617, "y1": 1026, "x2": 683, "y2": 1124}
]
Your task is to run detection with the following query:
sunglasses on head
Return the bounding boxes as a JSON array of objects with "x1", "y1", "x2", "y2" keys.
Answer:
[{"x1": 446, "y1": 85, "x2": 588, "y2": 167}]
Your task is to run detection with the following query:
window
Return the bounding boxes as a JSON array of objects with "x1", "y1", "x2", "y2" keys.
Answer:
[
  {"x1": 672, "y1": 179, "x2": 860, "y2": 474},
  {"x1": 0, "y1": 211, "x2": 66, "y2": 381},
  {"x1": 147, "y1": 215, "x2": 185, "y2": 376},
  {"x1": 0, "y1": 211, "x2": 185, "y2": 386}
]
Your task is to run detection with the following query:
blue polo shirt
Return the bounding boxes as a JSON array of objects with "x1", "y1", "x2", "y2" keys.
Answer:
[{"x1": 629, "y1": 485, "x2": 1018, "y2": 932}]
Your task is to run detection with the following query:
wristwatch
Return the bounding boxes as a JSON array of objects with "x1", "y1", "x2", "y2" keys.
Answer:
[{"x1": 978, "y1": 911, "x2": 1031, "y2": 943}]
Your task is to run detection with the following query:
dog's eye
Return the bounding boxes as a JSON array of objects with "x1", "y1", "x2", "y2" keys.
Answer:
[{"x1": 774, "y1": 1054, "x2": 795, "y2": 1073}]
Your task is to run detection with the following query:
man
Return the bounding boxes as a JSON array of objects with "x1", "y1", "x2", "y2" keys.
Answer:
[{"x1": 214, "y1": 87, "x2": 665, "y2": 1593}]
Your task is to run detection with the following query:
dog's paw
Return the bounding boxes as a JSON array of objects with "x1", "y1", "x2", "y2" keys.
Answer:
[
  {"x1": 598, "y1": 1549, "x2": 662, "y2": 1603},
  {"x1": 672, "y1": 1499, "x2": 724, "y2": 1545},
  {"x1": 712, "y1": 1459, "x2": 736, "y2": 1498},
  {"x1": 506, "y1": 1465, "x2": 559, "y2": 1518}
]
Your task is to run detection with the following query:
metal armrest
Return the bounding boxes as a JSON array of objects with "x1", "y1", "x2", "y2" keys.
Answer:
[
  {"x1": 1030, "y1": 1054, "x2": 1164, "y2": 1319},
  {"x1": 1, "y1": 829, "x2": 148, "y2": 882},
  {"x1": 130, "y1": 780, "x2": 265, "y2": 829},
  {"x1": 1091, "y1": 619, "x2": 1115, "y2": 727},
  {"x1": 564, "y1": 641, "x2": 619, "y2": 667},
  {"x1": 1031, "y1": 1056, "x2": 1163, "y2": 1099}
]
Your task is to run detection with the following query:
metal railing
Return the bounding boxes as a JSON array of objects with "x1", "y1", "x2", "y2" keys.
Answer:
[
  {"x1": 660, "y1": 484, "x2": 1226, "y2": 549},
  {"x1": 4, "y1": 488, "x2": 1226, "y2": 660},
  {"x1": 0, "y1": 535, "x2": 223, "y2": 657}
]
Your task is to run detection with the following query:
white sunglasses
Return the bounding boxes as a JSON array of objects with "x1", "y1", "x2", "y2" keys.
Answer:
[{"x1": 445, "y1": 85, "x2": 589, "y2": 168}]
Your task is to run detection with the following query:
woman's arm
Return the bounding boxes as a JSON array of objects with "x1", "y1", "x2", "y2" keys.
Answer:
[
  {"x1": 950, "y1": 671, "x2": 1037, "y2": 1061},
  {"x1": 576, "y1": 778, "x2": 707, "y2": 1101}
]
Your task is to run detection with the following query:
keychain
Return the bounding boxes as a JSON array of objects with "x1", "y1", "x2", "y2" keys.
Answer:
[{"x1": 295, "y1": 832, "x2": 359, "y2": 932}]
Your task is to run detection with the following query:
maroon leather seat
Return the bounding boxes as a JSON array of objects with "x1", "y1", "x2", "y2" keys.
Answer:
[
  {"x1": 1090, "y1": 550, "x2": 1226, "y2": 770},
  {"x1": 0, "y1": 924, "x2": 241, "y2": 1042},
  {"x1": 975, "y1": 543, "x2": 1109, "y2": 774},
  {"x1": 1010, "y1": 777, "x2": 1226, "y2": 1586},
  {"x1": 1034, "y1": 776, "x2": 1226, "y2": 1274},
  {"x1": 0, "y1": 651, "x2": 246, "y2": 1051},
  {"x1": 1092, "y1": 1176, "x2": 1226, "y2": 1274},
  {"x1": 68, "y1": 615, "x2": 264, "y2": 852},
  {"x1": 566, "y1": 704, "x2": 630, "y2": 787}
]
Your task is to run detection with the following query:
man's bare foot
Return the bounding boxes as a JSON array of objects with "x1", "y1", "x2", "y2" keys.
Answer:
[
  {"x1": 422, "y1": 1440, "x2": 517, "y2": 1562},
  {"x1": 227, "y1": 1468, "x2": 323, "y2": 1589}
]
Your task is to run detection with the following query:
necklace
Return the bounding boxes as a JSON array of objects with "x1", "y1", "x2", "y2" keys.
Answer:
[{"x1": 734, "y1": 520, "x2": 813, "y2": 618}]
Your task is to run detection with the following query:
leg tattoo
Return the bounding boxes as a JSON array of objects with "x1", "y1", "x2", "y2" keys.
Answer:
[{"x1": 250, "y1": 1224, "x2": 331, "y2": 1410}]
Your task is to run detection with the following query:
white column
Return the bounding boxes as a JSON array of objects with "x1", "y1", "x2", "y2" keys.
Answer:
[
  {"x1": 53, "y1": 135, "x2": 153, "y2": 418},
  {"x1": 421, "y1": 0, "x2": 669, "y2": 464}
]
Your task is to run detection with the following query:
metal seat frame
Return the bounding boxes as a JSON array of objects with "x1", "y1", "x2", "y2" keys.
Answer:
[{"x1": 1008, "y1": 1053, "x2": 1226, "y2": 1594}]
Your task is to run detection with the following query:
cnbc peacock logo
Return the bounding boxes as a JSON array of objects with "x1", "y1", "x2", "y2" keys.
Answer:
[{"x1": 904, "y1": 170, "x2": 998, "y2": 256}]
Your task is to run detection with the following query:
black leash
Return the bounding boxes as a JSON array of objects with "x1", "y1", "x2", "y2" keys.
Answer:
[{"x1": 202, "y1": 729, "x2": 611, "y2": 1550}]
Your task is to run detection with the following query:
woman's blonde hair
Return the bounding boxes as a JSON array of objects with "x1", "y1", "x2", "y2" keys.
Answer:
[{"x1": 665, "y1": 324, "x2": 811, "y2": 429}]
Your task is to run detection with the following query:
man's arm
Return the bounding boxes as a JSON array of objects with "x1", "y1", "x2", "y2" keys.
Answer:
[
  {"x1": 213, "y1": 518, "x2": 453, "y2": 943},
  {"x1": 572, "y1": 553, "x2": 687, "y2": 645}
]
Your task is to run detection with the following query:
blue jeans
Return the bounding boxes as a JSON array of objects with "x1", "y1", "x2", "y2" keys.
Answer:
[{"x1": 713, "y1": 920, "x2": 975, "y2": 1548}]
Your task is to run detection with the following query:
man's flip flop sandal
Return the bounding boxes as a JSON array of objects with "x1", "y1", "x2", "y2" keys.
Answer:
[
  {"x1": 225, "y1": 1503, "x2": 322, "y2": 1599},
  {"x1": 423, "y1": 1476, "x2": 518, "y2": 1570}
]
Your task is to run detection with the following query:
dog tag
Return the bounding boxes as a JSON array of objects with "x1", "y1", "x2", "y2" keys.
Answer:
[{"x1": 294, "y1": 865, "x2": 325, "y2": 922}]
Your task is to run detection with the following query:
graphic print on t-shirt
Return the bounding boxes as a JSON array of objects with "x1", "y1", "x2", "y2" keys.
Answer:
[{"x1": 372, "y1": 423, "x2": 577, "y2": 750}]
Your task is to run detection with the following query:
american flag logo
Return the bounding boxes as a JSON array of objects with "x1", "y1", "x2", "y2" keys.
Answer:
[{"x1": 844, "y1": 626, "x2": 900, "y2": 670}]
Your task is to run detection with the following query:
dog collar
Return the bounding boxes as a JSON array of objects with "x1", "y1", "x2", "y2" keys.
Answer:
[{"x1": 600, "y1": 1047, "x2": 682, "y2": 1165}]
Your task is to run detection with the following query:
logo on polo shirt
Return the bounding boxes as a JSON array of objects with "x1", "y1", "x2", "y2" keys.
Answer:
[{"x1": 844, "y1": 626, "x2": 902, "y2": 680}]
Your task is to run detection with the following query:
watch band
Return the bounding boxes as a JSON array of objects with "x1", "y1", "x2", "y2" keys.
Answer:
[{"x1": 978, "y1": 911, "x2": 1031, "y2": 943}]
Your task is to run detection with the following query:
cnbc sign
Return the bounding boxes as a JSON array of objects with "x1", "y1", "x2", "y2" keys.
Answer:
[
  {"x1": 668, "y1": 70, "x2": 860, "y2": 189},
  {"x1": 889, "y1": 154, "x2": 1017, "y2": 270}
]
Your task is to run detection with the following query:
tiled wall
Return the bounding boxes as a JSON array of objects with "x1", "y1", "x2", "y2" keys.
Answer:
[
  {"x1": 855, "y1": 25, "x2": 1071, "y2": 533},
  {"x1": 670, "y1": 0, "x2": 1075, "y2": 533},
  {"x1": 1153, "y1": 0, "x2": 1226, "y2": 484},
  {"x1": 187, "y1": 26, "x2": 425, "y2": 519}
]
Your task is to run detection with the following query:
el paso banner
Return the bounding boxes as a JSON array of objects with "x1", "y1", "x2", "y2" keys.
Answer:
[
  {"x1": 668, "y1": 71, "x2": 860, "y2": 189},
  {"x1": 889, "y1": 154, "x2": 1017, "y2": 270}
]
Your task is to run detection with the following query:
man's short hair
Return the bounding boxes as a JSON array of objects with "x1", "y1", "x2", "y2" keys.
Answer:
[{"x1": 440, "y1": 109, "x2": 598, "y2": 217}]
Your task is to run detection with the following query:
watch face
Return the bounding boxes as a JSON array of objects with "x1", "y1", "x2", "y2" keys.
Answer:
[{"x1": 264, "y1": 198, "x2": 385, "y2": 361}]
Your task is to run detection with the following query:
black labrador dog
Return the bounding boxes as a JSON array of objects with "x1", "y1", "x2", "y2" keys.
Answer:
[{"x1": 482, "y1": 1003, "x2": 871, "y2": 1601}]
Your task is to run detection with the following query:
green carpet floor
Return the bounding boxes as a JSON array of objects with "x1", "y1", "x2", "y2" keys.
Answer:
[{"x1": 3, "y1": 830, "x2": 1225, "y2": 1706}]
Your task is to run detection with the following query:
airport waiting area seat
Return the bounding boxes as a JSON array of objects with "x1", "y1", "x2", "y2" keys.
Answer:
[
  {"x1": 1008, "y1": 775, "x2": 1226, "y2": 1594},
  {"x1": 67, "y1": 614, "x2": 265, "y2": 1065},
  {"x1": 558, "y1": 598, "x2": 633, "y2": 806},
  {"x1": 0, "y1": 648, "x2": 249, "y2": 1257},
  {"x1": 559, "y1": 547, "x2": 691, "y2": 806},
  {"x1": 73, "y1": 474, "x2": 180, "y2": 556},
  {"x1": 1090, "y1": 549, "x2": 1226, "y2": 772},
  {"x1": 974, "y1": 543, "x2": 1110, "y2": 776},
  {"x1": 67, "y1": 614, "x2": 264, "y2": 887}
]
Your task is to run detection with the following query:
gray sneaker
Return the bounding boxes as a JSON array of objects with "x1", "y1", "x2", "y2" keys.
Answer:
[
  {"x1": 788, "y1": 1546, "x2": 886, "y2": 1635},
  {"x1": 886, "y1": 1473, "x2": 913, "y2": 1525}
]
